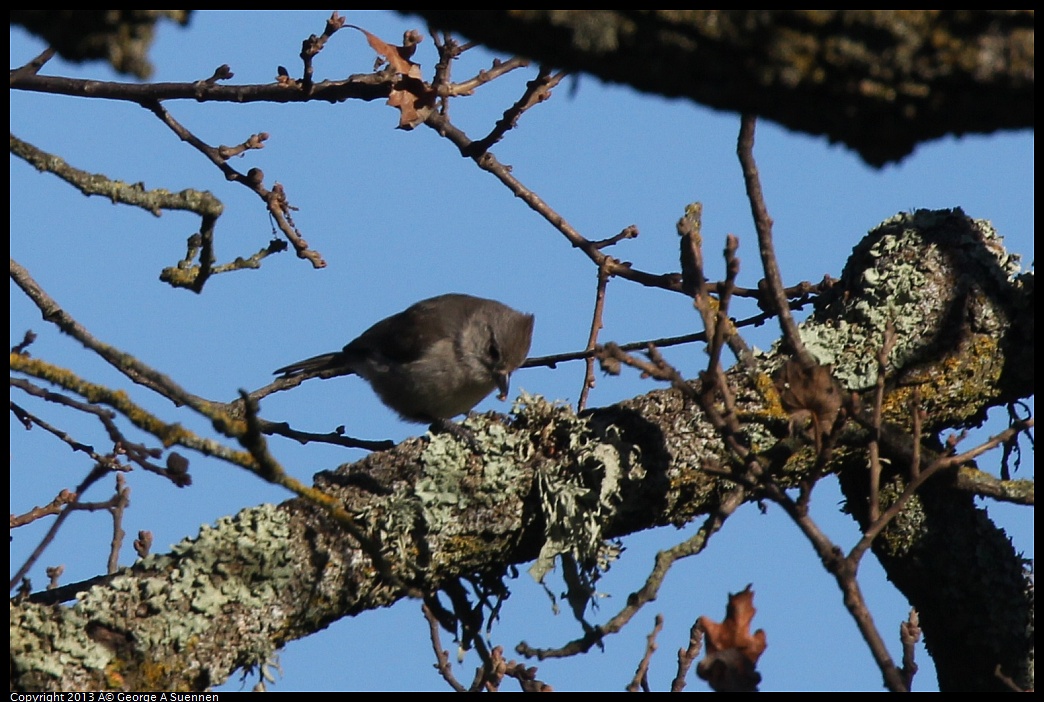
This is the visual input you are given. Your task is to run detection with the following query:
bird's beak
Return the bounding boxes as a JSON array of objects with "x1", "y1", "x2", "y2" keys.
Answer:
[{"x1": 495, "y1": 371, "x2": 510, "y2": 401}]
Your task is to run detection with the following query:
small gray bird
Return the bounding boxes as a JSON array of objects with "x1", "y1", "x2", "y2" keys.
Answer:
[{"x1": 275, "y1": 293, "x2": 534, "y2": 425}]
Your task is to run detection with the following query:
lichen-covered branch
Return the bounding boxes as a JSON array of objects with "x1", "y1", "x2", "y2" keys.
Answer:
[
  {"x1": 9, "y1": 210, "x2": 1033, "y2": 691},
  {"x1": 403, "y1": 10, "x2": 1034, "y2": 166}
]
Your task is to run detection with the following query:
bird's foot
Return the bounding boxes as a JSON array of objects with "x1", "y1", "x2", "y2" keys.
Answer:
[{"x1": 429, "y1": 418, "x2": 482, "y2": 453}]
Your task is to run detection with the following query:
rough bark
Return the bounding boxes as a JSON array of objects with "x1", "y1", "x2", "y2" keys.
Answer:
[
  {"x1": 401, "y1": 10, "x2": 1034, "y2": 166},
  {"x1": 10, "y1": 209, "x2": 1033, "y2": 691}
]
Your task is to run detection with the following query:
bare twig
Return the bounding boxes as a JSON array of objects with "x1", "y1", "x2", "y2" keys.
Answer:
[
  {"x1": 422, "y1": 601, "x2": 468, "y2": 692},
  {"x1": 465, "y1": 66, "x2": 563, "y2": 154},
  {"x1": 106, "y1": 474, "x2": 131, "y2": 574},
  {"x1": 592, "y1": 224, "x2": 640, "y2": 250},
  {"x1": 672, "y1": 620, "x2": 704, "y2": 692},
  {"x1": 141, "y1": 100, "x2": 325, "y2": 270},
  {"x1": 11, "y1": 378, "x2": 191, "y2": 486},
  {"x1": 627, "y1": 615, "x2": 663, "y2": 692},
  {"x1": 578, "y1": 260, "x2": 611, "y2": 411},
  {"x1": 9, "y1": 47, "x2": 56, "y2": 82},
  {"x1": 11, "y1": 329, "x2": 36, "y2": 354},
  {"x1": 45, "y1": 565, "x2": 64, "y2": 591},
  {"x1": 1001, "y1": 400, "x2": 1033, "y2": 479},
  {"x1": 490, "y1": 647, "x2": 552, "y2": 692},
  {"x1": 299, "y1": 12, "x2": 346, "y2": 94},
  {"x1": 517, "y1": 485, "x2": 746, "y2": 660},
  {"x1": 850, "y1": 418, "x2": 1035, "y2": 564},
  {"x1": 256, "y1": 418, "x2": 395, "y2": 452},
  {"x1": 426, "y1": 109, "x2": 686, "y2": 293},
  {"x1": 868, "y1": 322, "x2": 898, "y2": 521},
  {"x1": 600, "y1": 328, "x2": 910, "y2": 691},
  {"x1": 737, "y1": 114, "x2": 814, "y2": 367},
  {"x1": 9, "y1": 462, "x2": 109, "y2": 591},
  {"x1": 438, "y1": 578, "x2": 494, "y2": 675},
  {"x1": 430, "y1": 30, "x2": 457, "y2": 116},
  {"x1": 522, "y1": 299, "x2": 817, "y2": 370},
  {"x1": 9, "y1": 489, "x2": 78, "y2": 528},
  {"x1": 993, "y1": 664, "x2": 1028, "y2": 692},
  {"x1": 11, "y1": 257, "x2": 227, "y2": 417},
  {"x1": 761, "y1": 480, "x2": 908, "y2": 692},
  {"x1": 443, "y1": 56, "x2": 531, "y2": 98},
  {"x1": 899, "y1": 609, "x2": 921, "y2": 690},
  {"x1": 11, "y1": 63, "x2": 397, "y2": 105},
  {"x1": 133, "y1": 530, "x2": 153, "y2": 559}
]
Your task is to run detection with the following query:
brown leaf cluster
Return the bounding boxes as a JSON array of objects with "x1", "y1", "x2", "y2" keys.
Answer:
[
  {"x1": 774, "y1": 358, "x2": 843, "y2": 450},
  {"x1": 350, "y1": 24, "x2": 434, "y2": 129},
  {"x1": 696, "y1": 585, "x2": 767, "y2": 692}
]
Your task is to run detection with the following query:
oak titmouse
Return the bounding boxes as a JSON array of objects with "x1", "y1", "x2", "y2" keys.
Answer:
[{"x1": 274, "y1": 293, "x2": 534, "y2": 424}]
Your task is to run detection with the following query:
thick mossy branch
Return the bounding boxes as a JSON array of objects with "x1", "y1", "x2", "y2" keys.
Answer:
[
  {"x1": 10, "y1": 210, "x2": 1032, "y2": 691},
  {"x1": 11, "y1": 10, "x2": 192, "y2": 79},
  {"x1": 404, "y1": 10, "x2": 1033, "y2": 166}
]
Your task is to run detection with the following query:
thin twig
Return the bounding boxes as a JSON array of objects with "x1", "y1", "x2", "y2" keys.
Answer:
[
  {"x1": 601, "y1": 337, "x2": 909, "y2": 691},
  {"x1": 850, "y1": 418, "x2": 1034, "y2": 564},
  {"x1": 11, "y1": 257, "x2": 239, "y2": 423},
  {"x1": 422, "y1": 601, "x2": 468, "y2": 692},
  {"x1": 9, "y1": 488, "x2": 77, "y2": 528},
  {"x1": 737, "y1": 114, "x2": 814, "y2": 367},
  {"x1": 521, "y1": 299, "x2": 816, "y2": 370},
  {"x1": 993, "y1": 664, "x2": 1028, "y2": 692},
  {"x1": 465, "y1": 66, "x2": 563, "y2": 154},
  {"x1": 106, "y1": 475, "x2": 130, "y2": 574},
  {"x1": 578, "y1": 260, "x2": 611, "y2": 411},
  {"x1": 256, "y1": 418, "x2": 395, "y2": 452},
  {"x1": 760, "y1": 479, "x2": 908, "y2": 692},
  {"x1": 517, "y1": 485, "x2": 746, "y2": 660},
  {"x1": 899, "y1": 609, "x2": 921, "y2": 690},
  {"x1": 9, "y1": 462, "x2": 109, "y2": 591},
  {"x1": 299, "y1": 12, "x2": 346, "y2": 94},
  {"x1": 672, "y1": 620, "x2": 704, "y2": 692},
  {"x1": 425, "y1": 110, "x2": 687, "y2": 293},
  {"x1": 11, "y1": 63, "x2": 397, "y2": 104},
  {"x1": 11, "y1": 378, "x2": 191, "y2": 485},
  {"x1": 868, "y1": 322, "x2": 897, "y2": 521},
  {"x1": 141, "y1": 101, "x2": 324, "y2": 270},
  {"x1": 627, "y1": 615, "x2": 663, "y2": 692},
  {"x1": 443, "y1": 56, "x2": 531, "y2": 97},
  {"x1": 9, "y1": 47, "x2": 56, "y2": 82},
  {"x1": 592, "y1": 224, "x2": 640, "y2": 249}
]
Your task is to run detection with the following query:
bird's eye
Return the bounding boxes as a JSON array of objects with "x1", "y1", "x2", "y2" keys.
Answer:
[{"x1": 488, "y1": 338, "x2": 502, "y2": 364}]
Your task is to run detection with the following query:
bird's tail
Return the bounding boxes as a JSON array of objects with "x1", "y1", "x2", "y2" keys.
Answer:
[{"x1": 273, "y1": 352, "x2": 345, "y2": 378}]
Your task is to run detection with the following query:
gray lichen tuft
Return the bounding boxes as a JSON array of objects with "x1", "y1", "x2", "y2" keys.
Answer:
[{"x1": 516, "y1": 394, "x2": 635, "y2": 614}]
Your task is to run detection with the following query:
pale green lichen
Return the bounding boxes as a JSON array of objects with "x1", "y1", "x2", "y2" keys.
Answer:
[
  {"x1": 518, "y1": 394, "x2": 636, "y2": 601},
  {"x1": 414, "y1": 411, "x2": 535, "y2": 535},
  {"x1": 11, "y1": 504, "x2": 294, "y2": 688},
  {"x1": 355, "y1": 490, "x2": 426, "y2": 572},
  {"x1": 795, "y1": 209, "x2": 1021, "y2": 391},
  {"x1": 873, "y1": 476, "x2": 927, "y2": 558},
  {"x1": 10, "y1": 601, "x2": 110, "y2": 680},
  {"x1": 132, "y1": 504, "x2": 293, "y2": 650}
]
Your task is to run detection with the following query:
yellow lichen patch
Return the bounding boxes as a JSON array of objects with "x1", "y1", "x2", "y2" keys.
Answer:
[{"x1": 882, "y1": 333, "x2": 1002, "y2": 427}]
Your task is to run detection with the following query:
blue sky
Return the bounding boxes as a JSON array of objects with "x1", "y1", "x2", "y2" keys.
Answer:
[{"x1": 10, "y1": 10, "x2": 1034, "y2": 692}]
